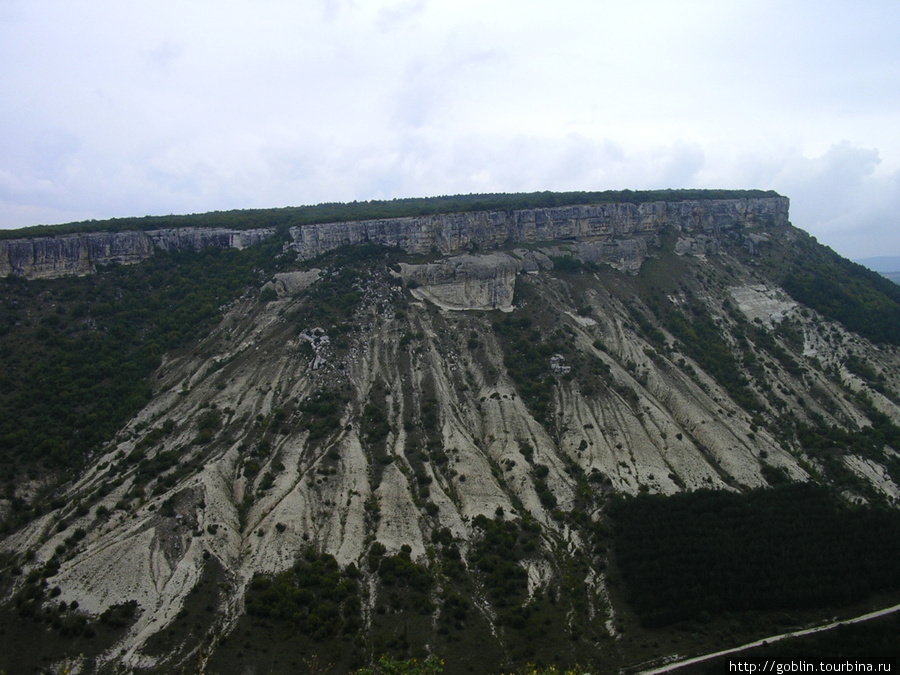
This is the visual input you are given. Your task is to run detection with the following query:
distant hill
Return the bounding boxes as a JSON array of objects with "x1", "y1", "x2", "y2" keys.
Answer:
[
  {"x1": 857, "y1": 257, "x2": 900, "y2": 285},
  {"x1": 857, "y1": 256, "x2": 900, "y2": 273}
]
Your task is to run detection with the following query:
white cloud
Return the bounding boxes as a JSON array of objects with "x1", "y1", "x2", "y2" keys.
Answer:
[
  {"x1": 0, "y1": 1, "x2": 899, "y2": 260},
  {"x1": 762, "y1": 143, "x2": 900, "y2": 259}
]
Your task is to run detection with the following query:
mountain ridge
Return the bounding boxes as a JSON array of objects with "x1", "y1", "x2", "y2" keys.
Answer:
[
  {"x1": 0, "y1": 188, "x2": 782, "y2": 240},
  {"x1": 0, "y1": 194, "x2": 788, "y2": 280},
  {"x1": 1, "y1": 191, "x2": 900, "y2": 674}
]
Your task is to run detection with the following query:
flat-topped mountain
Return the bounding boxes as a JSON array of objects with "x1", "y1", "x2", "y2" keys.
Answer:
[
  {"x1": 0, "y1": 191, "x2": 786, "y2": 279},
  {"x1": 1, "y1": 190, "x2": 899, "y2": 674}
]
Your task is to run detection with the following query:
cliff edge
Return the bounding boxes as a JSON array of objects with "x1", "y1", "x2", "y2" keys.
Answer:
[
  {"x1": 287, "y1": 196, "x2": 789, "y2": 259},
  {"x1": 0, "y1": 228, "x2": 276, "y2": 280},
  {"x1": 0, "y1": 196, "x2": 788, "y2": 280}
]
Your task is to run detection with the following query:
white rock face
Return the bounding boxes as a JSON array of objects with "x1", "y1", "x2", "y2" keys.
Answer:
[
  {"x1": 844, "y1": 455, "x2": 900, "y2": 501},
  {"x1": 268, "y1": 269, "x2": 321, "y2": 297},
  {"x1": 0, "y1": 196, "x2": 788, "y2": 280},
  {"x1": 0, "y1": 228, "x2": 276, "y2": 279},
  {"x1": 730, "y1": 284, "x2": 798, "y2": 327},
  {"x1": 287, "y1": 197, "x2": 790, "y2": 259},
  {"x1": 0, "y1": 231, "x2": 155, "y2": 279},
  {"x1": 400, "y1": 253, "x2": 521, "y2": 310}
]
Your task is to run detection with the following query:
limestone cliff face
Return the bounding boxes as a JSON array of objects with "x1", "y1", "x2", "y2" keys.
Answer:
[
  {"x1": 146, "y1": 227, "x2": 275, "y2": 252},
  {"x1": 287, "y1": 196, "x2": 789, "y2": 260},
  {"x1": 385, "y1": 195, "x2": 791, "y2": 311},
  {"x1": 0, "y1": 231, "x2": 155, "y2": 280},
  {"x1": 0, "y1": 228, "x2": 275, "y2": 280},
  {"x1": 289, "y1": 196, "x2": 787, "y2": 311},
  {"x1": 0, "y1": 197, "x2": 787, "y2": 280},
  {"x1": 399, "y1": 253, "x2": 522, "y2": 311}
]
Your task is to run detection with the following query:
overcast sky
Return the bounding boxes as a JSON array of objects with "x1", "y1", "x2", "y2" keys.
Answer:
[{"x1": 1, "y1": 1, "x2": 898, "y2": 259}]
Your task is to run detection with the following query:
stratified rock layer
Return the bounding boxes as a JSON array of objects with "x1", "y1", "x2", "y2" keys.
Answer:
[
  {"x1": 0, "y1": 197, "x2": 788, "y2": 280},
  {"x1": 0, "y1": 228, "x2": 276, "y2": 279},
  {"x1": 399, "y1": 253, "x2": 522, "y2": 310},
  {"x1": 287, "y1": 197, "x2": 789, "y2": 259}
]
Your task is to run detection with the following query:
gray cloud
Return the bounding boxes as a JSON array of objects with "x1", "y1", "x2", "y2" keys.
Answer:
[
  {"x1": 0, "y1": 1, "x2": 898, "y2": 261},
  {"x1": 144, "y1": 41, "x2": 184, "y2": 73},
  {"x1": 766, "y1": 142, "x2": 900, "y2": 258},
  {"x1": 376, "y1": 0, "x2": 427, "y2": 30}
]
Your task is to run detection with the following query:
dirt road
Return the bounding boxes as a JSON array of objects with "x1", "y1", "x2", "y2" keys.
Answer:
[{"x1": 636, "y1": 602, "x2": 900, "y2": 674}]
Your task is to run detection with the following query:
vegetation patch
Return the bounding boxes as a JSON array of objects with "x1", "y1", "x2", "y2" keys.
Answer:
[
  {"x1": 468, "y1": 515, "x2": 537, "y2": 609},
  {"x1": 665, "y1": 303, "x2": 762, "y2": 411},
  {"x1": 371, "y1": 543, "x2": 434, "y2": 615},
  {"x1": 298, "y1": 389, "x2": 347, "y2": 443},
  {"x1": 781, "y1": 243, "x2": 900, "y2": 346},
  {"x1": 610, "y1": 483, "x2": 900, "y2": 628},
  {"x1": 0, "y1": 547, "x2": 138, "y2": 672},
  {"x1": 245, "y1": 549, "x2": 361, "y2": 640},
  {"x1": 794, "y1": 398, "x2": 900, "y2": 493},
  {"x1": 492, "y1": 313, "x2": 557, "y2": 424},
  {"x1": 0, "y1": 243, "x2": 284, "y2": 526}
]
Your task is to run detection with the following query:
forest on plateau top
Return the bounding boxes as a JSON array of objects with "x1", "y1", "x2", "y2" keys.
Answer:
[{"x1": 0, "y1": 188, "x2": 780, "y2": 239}]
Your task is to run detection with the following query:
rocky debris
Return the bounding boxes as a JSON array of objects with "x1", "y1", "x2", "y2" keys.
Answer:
[
  {"x1": 297, "y1": 329, "x2": 330, "y2": 369},
  {"x1": 549, "y1": 354, "x2": 571, "y2": 375}
]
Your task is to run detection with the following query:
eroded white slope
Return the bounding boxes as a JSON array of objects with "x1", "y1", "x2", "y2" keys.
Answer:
[{"x1": 4, "y1": 256, "x2": 900, "y2": 671}]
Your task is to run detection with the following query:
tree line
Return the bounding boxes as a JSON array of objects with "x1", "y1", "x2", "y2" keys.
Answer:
[
  {"x1": 1, "y1": 189, "x2": 781, "y2": 240},
  {"x1": 609, "y1": 483, "x2": 900, "y2": 628}
]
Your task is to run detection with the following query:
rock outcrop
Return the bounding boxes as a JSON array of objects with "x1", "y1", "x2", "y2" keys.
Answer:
[
  {"x1": 396, "y1": 240, "x2": 655, "y2": 311},
  {"x1": 146, "y1": 227, "x2": 274, "y2": 252},
  {"x1": 263, "y1": 269, "x2": 322, "y2": 298},
  {"x1": 0, "y1": 230, "x2": 155, "y2": 279},
  {"x1": 0, "y1": 228, "x2": 275, "y2": 280},
  {"x1": 399, "y1": 253, "x2": 521, "y2": 311},
  {"x1": 0, "y1": 197, "x2": 787, "y2": 280},
  {"x1": 287, "y1": 196, "x2": 789, "y2": 259}
]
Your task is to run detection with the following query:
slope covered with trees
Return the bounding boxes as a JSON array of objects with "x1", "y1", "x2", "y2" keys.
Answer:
[
  {"x1": 610, "y1": 483, "x2": 900, "y2": 627},
  {"x1": 0, "y1": 239, "x2": 285, "y2": 529}
]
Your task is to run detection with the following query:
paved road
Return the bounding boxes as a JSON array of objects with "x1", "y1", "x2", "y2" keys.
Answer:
[{"x1": 636, "y1": 602, "x2": 900, "y2": 675}]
